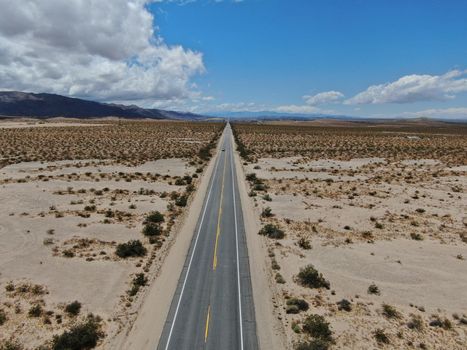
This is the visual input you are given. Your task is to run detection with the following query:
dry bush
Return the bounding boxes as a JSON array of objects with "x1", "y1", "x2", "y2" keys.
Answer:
[
  {"x1": 231, "y1": 122, "x2": 467, "y2": 165},
  {"x1": 0, "y1": 121, "x2": 223, "y2": 165}
]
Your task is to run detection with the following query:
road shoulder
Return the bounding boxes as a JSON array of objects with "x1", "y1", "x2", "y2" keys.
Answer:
[{"x1": 231, "y1": 132, "x2": 287, "y2": 350}]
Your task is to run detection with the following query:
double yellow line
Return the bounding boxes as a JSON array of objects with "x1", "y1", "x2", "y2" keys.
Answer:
[
  {"x1": 212, "y1": 148, "x2": 227, "y2": 270},
  {"x1": 205, "y1": 145, "x2": 228, "y2": 343}
]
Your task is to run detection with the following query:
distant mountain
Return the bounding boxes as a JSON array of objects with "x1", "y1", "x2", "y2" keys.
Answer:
[
  {"x1": 207, "y1": 110, "x2": 467, "y2": 123},
  {"x1": 0, "y1": 91, "x2": 208, "y2": 120},
  {"x1": 208, "y1": 110, "x2": 360, "y2": 121}
]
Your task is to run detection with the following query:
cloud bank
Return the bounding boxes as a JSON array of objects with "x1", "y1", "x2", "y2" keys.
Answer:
[
  {"x1": 303, "y1": 91, "x2": 344, "y2": 105},
  {"x1": 346, "y1": 70, "x2": 467, "y2": 105},
  {"x1": 0, "y1": 0, "x2": 204, "y2": 102}
]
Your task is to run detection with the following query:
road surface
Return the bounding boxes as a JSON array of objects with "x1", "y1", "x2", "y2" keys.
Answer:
[{"x1": 157, "y1": 124, "x2": 258, "y2": 350}]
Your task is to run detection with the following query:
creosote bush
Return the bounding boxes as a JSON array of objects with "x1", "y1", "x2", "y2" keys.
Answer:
[
  {"x1": 52, "y1": 314, "x2": 103, "y2": 350},
  {"x1": 336, "y1": 299, "x2": 352, "y2": 312},
  {"x1": 142, "y1": 223, "x2": 162, "y2": 237},
  {"x1": 0, "y1": 340, "x2": 23, "y2": 350},
  {"x1": 302, "y1": 314, "x2": 333, "y2": 342},
  {"x1": 295, "y1": 339, "x2": 330, "y2": 350},
  {"x1": 258, "y1": 224, "x2": 285, "y2": 239},
  {"x1": 286, "y1": 298, "x2": 309, "y2": 314},
  {"x1": 367, "y1": 283, "x2": 380, "y2": 295},
  {"x1": 382, "y1": 303, "x2": 400, "y2": 319},
  {"x1": 28, "y1": 304, "x2": 43, "y2": 317},
  {"x1": 128, "y1": 273, "x2": 148, "y2": 297},
  {"x1": 374, "y1": 328, "x2": 390, "y2": 344},
  {"x1": 65, "y1": 301, "x2": 82, "y2": 317},
  {"x1": 115, "y1": 240, "x2": 146, "y2": 258},
  {"x1": 297, "y1": 264, "x2": 330, "y2": 289},
  {"x1": 0, "y1": 309, "x2": 6, "y2": 325},
  {"x1": 144, "y1": 211, "x2": 164, "y2": 224}
]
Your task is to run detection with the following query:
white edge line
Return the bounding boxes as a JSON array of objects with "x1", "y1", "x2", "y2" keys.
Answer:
[
  {"x1": 163, "y1": 134, "x2": 223, "y2": 350},
  {"x1": 230, "y1": 125, "x2": 245, "y2": 350}
]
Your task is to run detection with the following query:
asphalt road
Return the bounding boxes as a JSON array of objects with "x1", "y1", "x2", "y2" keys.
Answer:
[{"x1": 157, "y1": 124, "x2": 258, "y2": 350}]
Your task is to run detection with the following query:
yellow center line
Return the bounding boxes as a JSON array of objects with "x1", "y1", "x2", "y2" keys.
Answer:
[
  {"x1": 213, "y1": 147, "x2": 227, "y2": 270},
  {"x1": 204, "y1": 305, "x2": 211, "y2": 343}
]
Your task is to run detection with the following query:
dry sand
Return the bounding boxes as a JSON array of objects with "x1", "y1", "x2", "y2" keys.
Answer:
[
  {"x1": 242, "y1": 155, "x2": 467, "y2": 349},
  {"x1": 0, "y1": 157, "x2": 196, "y2": 348}
]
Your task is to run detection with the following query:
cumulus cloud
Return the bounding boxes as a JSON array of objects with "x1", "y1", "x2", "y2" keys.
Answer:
[
  {"x1": 346, "y1": 70, "x2": 467, "y2": 105},
  {"x1": 274, "y1": 104, "x2": 323, "y2": 114},
  {"x1": 0, "y1": 0, "x2": 205, "y2": 103},
  {"x1": 399, "y1": 107, "x2": 467, "y2": 120},
  {"x1": 303, "y1": 90, "x2": 344, "y2": 105}
]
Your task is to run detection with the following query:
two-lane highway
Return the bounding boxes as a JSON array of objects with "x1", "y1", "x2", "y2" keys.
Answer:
[{"x1": 157, "y1": 124, "x2": 258, "y2": 350}]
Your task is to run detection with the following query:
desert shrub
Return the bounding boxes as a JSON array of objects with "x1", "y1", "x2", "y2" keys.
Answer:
[
  {"x1": 175, "y1": 195, "x2": 188, "y2": 207},
  {"x1": 253, "y1": 183, "x2": 266, "y2": 191},
  {"x1": 63, "y1": 249, "x2": 75, "y2": 258},
  {"x1": 410, "y1": 232, "x2": 423, "y2": 240},
  {"x1": 142, "y1": 223, "x2": 162, "y2": 237},
  {"x1": 275, "y1": 273, "x2": 285, "y2": 284},
  {"x1": 295, "y1": 339, "x2": 330, "y2": 350},
  {"x1": 368, "y1": 283, "x2": 380, "y2": 295},
  {"x1": 52, "y1": 315, "x2": 103, "y2": 350},
  {"x1": 128, "y1": 273, "x2": 148, "y2": 296},
  {"x1": 0, "y1": 341, "x2": 23, "y2": 350},
  {"x1": 84, "y1": 205, "x2": 96, "y2": 212},
  {"x1": 286, "y1": 304, "x2": 299, "y2": 314},
  {"x1": 336, "y1": 299, "x2": 352, "y2": 312},
  {"x1": 174, "y1": 178, "x2": 185, "y2": 186},
  {"x1": 261, "y1": 207, "x2": 273, "y2": 218},
  {"x1": 297, "y1": 265, "x2": 330, "y2": 289},
  {"x1": 429, "y1": 317, "x2": 452, "y2": 330},
  {"x1": 245, "y1": 173, "x2": 257, "y2": 182},
  {"x1": 287, "y1": 298, "x2": 309, "y2": 312},
  {"x1": 65, "y1": 301, "x2": 82, "y2": 317},
  {"x1": 5, "y1": 282, "x2": 14, "y2": 292},
  {"x1": 374, "y1": 329, "x2": 390, "y2": 344},
  {"x1": 297, "y1": 237, "x2": 311, "y2": 250},
  {"x1": 0, "y1": 309, "x2": 6, "y2": 325},
  {"x1": 115, "y1": 240, "x2": 146, "y2": 258},
  {"x1": 302, "y1": 314, "x2": 333, "y2": 342},
  {"x1": 258, "y1": 224, "x2": 285, "y2": 239},
  {"x1": 28, "y1": 304, "x2": 43, "y2": 317},
  {"x1": 407, "y1": 314, "x2": 424, "y2": 331},
  {"x1": 382, "y1": 304, "x2": 400, "y2": 319}
]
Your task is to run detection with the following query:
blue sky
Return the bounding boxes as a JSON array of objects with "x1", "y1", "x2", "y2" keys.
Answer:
[
  {"x1": 0, "y1": 1, "x2": 466, "y2": 118},
  {"x1": 147, "y1": 0, "x2": 467, "y2": 118}
]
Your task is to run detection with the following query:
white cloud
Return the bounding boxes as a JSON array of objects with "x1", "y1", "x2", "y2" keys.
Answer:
[
  {"x1": 303, "y1": 90, "x2": 344, "y2": 105},
  {"x1": 346, "y1": 70, "x2": 467, "y2": 105},
  {"x1": 398, "y1": 107, "x2": 467, "y2": 120},
  {"x1": 0, "y1": 0, "x2": 205, "y2": 103},
  {"x1": 274, "y1": 105, "x2": 323, "y2": 114}
]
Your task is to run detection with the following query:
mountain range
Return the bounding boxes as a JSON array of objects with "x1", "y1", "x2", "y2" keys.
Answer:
[{"x1": 0, "y1": 91, "x2": 207, "y2": 120}]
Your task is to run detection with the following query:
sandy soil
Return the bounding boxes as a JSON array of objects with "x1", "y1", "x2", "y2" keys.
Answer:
[
  {"x1": 0, "y1": 158, "x2": 196, "y2": 348},
  {"x1": 242, "y1": 155, "x2": 467, "y2": 349}
]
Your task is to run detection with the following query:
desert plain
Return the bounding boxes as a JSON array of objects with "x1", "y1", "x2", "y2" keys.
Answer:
[
  {"x1": 0, "y1": 119, "x2": 223, "y2": 349},
  {"x1": 232, "y1": 120, "x2": 467, "y2": 349}
]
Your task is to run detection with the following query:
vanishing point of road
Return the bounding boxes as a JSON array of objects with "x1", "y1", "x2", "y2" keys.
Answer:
[{"x1": 157, "y1": 124, "x2": 259, "y2": 350}]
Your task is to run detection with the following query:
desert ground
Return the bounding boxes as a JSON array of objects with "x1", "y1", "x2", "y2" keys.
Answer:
[
  {"x1": 232, "y1": 121, "x2": 467, "y2": 349},
  {"x1": 0, "y1": 120, "x2": 223, "y2": 349}
]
